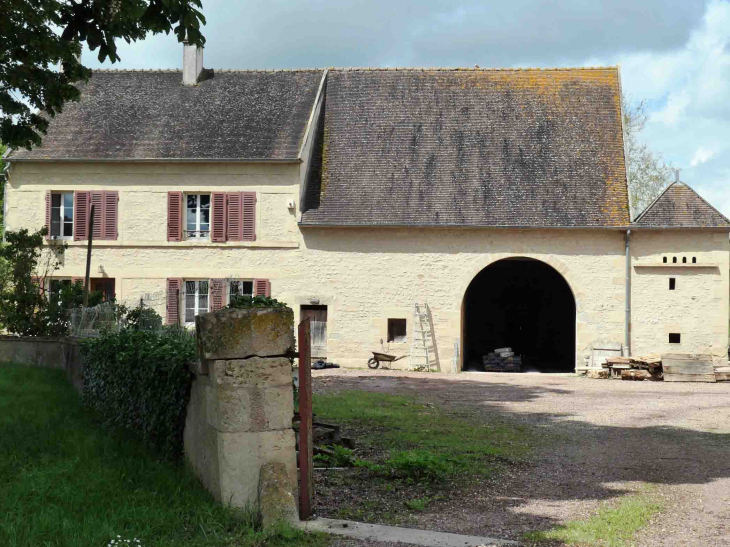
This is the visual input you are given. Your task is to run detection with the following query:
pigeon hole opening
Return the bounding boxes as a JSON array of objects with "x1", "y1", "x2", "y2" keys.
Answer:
[{"x1": 462, "y1": 258, "x2": 576, "y2": 373}]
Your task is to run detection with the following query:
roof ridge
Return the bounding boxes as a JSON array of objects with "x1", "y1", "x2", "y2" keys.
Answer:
[
  {"x1": 328, "y1": 66, "x2": 618, "y2": 72},
  {"x1": 90, "y1": 66, "x2": 617, "y2": 74},
  {"x1": 92, "y1": 68, "x2": 324, "y2": 73}
]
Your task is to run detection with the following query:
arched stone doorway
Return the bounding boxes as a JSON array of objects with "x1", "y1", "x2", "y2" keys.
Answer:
[{"x1": 461, "y1": 257, "x2": 576, "y2": 373}]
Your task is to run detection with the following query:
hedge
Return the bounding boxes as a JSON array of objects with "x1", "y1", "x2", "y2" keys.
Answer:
[{"x1": 80, "y1": 328, "x2": 197, "y2": 461}]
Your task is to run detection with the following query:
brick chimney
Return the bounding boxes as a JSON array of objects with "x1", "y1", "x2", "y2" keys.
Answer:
[{"x1": 183, "y1": 42, "x2": 204, "y2": 86}]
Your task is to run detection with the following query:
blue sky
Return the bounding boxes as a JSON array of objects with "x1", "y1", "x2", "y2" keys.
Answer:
[{"x1": 82, "y1": 0, "x2": 730, "y2": 217}]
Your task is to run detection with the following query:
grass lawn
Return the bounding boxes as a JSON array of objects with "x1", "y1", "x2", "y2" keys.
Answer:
[
  {"x1": 0, "y1": 364, "x2": 326, "y2": 547},
  {"x1": 311, "y1": 390, "x2": 532, "y2": 523},
  {"x1": 524, "y1": 491, "x2": 662, "y2": 546}
]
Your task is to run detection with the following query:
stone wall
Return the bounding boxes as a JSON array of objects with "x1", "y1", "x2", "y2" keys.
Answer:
[
  {"x1": 0, "y1": 336, "x2": 84, "y2": 391},
  {"x1": 184, "y1": 307, "x2": 298, "y2": 515}
]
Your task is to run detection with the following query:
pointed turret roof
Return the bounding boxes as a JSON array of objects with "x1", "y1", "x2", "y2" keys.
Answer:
[{"x1": 633, "y1": 182, "x2": 730, "y2": 228}]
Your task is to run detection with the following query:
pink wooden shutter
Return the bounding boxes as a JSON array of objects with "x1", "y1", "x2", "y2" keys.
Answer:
[
  {"x1": 73, "y1": 191, "x2": 90, "y2": 241},
  {"x1": 103, "y1": 191, "x2": 118, "y2": 240},
  {"x1": 242, "y1": 192, "x2": 256, "y2": 241},
  {"x1": 253, "y1": 279, "x2": 270, "y2": 297},
  {"x1": 211, "y1": 192, "x2": 227, "y2": 242},
  {"x1": 167, "y1": 192, "x2": 183, "y2": 242},
  {"x1": 44, "y1": 191, "x2": 51, "y2": 239},
  {"x1": 166, "y1": 278, "x2": 182, "y2": 325},
  {"x1": 90, "y1": 191, "x2": 104, "y2": 240},
  {"x1": 227, "y1": 192, "x2": 242, "y2": 241},
  {"x1": 72, "y1": 277, "x2": 84, "y2": 289},
  {"x1": 210, "y1": 278, "x2": 226, "y2": 311}
]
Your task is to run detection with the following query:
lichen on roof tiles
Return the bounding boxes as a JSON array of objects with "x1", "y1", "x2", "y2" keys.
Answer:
[
  {"x1": 301, "y1": 67, "x2": 630, "y2": 228},
  {"x1": 633, "y1": 182, "x2": 730, "y2": 228}
]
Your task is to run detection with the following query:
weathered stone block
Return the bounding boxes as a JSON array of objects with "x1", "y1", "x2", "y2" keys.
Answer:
[
  {"x1": 196, "y1": 307, "x2": 294, "y2": 360},
  {"x1": 259, "y1": 462, "x2": 298, "y2": 527},
  {"x1": 212, "y1": 357, "x2": 292, "y2": 388},
  {"x1": 217, "y1": 429, "x2": 297, "y2": 509},
  {"x1": 216, "y1": 384, "x2": 294, "y2": 433}
]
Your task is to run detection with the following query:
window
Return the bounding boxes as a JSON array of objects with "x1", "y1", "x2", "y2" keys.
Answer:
[
  {"x1": 387, "y1": 318, "x2": 407, "y2": 343},
  {"x1": 48, "y1": 279, "x2": 72, "y2": 304},
  {"x1": 669, "y1": 333, "x2": 681, "y2": 344},
  {"x1": 669, "y1": 278, "x2": 676, "y2": 290},
  {"x1": 184, "y1": 280, "x2": 209, "y2": 324},
  {"x1": 682, "y1": 257, "x2": 687, "y2": 263},
  {"x1": 228, "y1": 280, "x2": 254, "y2": 303},
  {"x1": 672, "y1": 257, "x2": 677, "y2": 263},
  {"x1": 663, "y1": 257, "x2": 667, "y2": 263},
  {"x1": 692, "y1": 257, "x2": 697, "y2": 264},
  {"x1": 185, "y1": 194, "x2": 210, "y2": 239},
  {"x1": 51, "y1": 192, "x2": 74, "y2": 238}
]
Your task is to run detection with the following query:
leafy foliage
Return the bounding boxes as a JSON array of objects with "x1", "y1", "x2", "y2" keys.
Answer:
[
  {"x1": 0, "y1": 228, "x2": 102, "y2": 334},
  {"x1": 80, "y1": 328, "x2": 197, "y2": 461},
  {"x1": 0, "y1": 142, "x2": 6, "y2": 234},
  {"x1": 1, "y1": 1, "x2": 205, "y2": 149},
  {"x1": 227, "y1": 295, "x2": 288, "y2": 309},
  {"x1": 123, "y1": 304, "x2": 163, "y2": 331},
  {"x1": 622, "y1": 95, "x2": 674, "y2": 217},
  {"x1": 313, "y1": 446, "x2": 356, "y2": 467}
]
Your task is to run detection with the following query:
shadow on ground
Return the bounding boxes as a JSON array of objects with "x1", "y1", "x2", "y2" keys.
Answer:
[{"x1": 312, "y1": 372, "x2": 730, "y2": 543}]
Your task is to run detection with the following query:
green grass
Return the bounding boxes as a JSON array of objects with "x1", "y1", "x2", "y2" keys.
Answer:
[
  {"x1": 524, "y1": 493, "x2": 662, "y2": 546},
  {"x1": 313, "y1": 390, "x2": 531, "y2": 480},
  {"x1": 0, "y1": 364, "x2": 326, "y2": 547}
]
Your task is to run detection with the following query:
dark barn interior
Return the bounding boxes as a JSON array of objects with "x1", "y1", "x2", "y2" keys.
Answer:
[{"x1": 463, "y1": 258, "x2": 576, "y2": 372}]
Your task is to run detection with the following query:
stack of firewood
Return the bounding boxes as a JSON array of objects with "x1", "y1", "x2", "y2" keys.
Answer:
[{"x1": 482, "y1": 347, "x2": 522, "y2": 372}]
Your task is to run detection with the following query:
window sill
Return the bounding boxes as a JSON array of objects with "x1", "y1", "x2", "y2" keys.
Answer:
[{"x1": 45, "y1": 240, "x2": 300, "y2": 249}]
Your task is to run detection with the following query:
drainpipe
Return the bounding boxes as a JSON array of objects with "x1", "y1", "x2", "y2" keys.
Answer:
[{"x1": 625, "y1": 229, "x2": 631, "y2": 356}]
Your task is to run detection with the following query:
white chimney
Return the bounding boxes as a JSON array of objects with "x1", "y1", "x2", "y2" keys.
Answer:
[{"x1": 183, "y1": 42, "x2": 204, "y2": 86}]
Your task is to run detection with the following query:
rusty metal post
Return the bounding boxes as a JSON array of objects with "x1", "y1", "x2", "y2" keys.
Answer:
[
  {"x1": 298, "y1": 318, "x2": 313, "y2": 520},
  {"x1": 83, "y1": 204, "x2": 95, "y2": 307}
]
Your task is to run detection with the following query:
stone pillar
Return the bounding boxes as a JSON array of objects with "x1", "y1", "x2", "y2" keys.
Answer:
[{"x1": 184, "y1": 307, "x2": 297, "y2": 515}]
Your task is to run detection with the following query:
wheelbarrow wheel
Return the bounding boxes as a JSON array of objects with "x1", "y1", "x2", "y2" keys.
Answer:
[{"x1": 367, "y1": 357, "x2": 379, "y2": 369}]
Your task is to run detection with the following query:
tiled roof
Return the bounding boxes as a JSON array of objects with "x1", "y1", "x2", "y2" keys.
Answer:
[
  {"x1": 9, "y1": 69, "x2": 323, "y2": 161},
  {"x1": 633, "y1": 182, "x2": 730, "y2": 228},
  {"x1": 301, "y1": 67, "x2": 630, "y2": 227}
]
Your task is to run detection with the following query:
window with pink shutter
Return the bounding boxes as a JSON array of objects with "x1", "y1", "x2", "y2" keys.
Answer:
[
  {"x1": 166, "y1": 278, "x2": 182, "y2": 324},
  {"x1": 44, "y1": 191, "x2": 51, "y2": 240},
  {"x1": 242, "y1": 192, "x2": 256, "y2": 241},
  {"x1": 211, "y1": 193, "x2": 227, "y2": 242},
  {"x1": 90, "y1": 192, "x2": 104, "y2": 240},
  {"x1": 253, "y1": 279, "x2": 270, "y2": 297},
  {"x1": 227, "y1": 192, "x2": 243, "y2": 241},
  {"x1": 167, "y1": 192, "x2": 183, "y2": 242},
  {"x1": 73, "y1": 191, "x2": 90, "y2": 241},
  {"x1": 104, "y1": 191, "x2": 118, "y2": 240},
  {"x1": 210, "y1": 278, "x2": 226, "y2": 311}
]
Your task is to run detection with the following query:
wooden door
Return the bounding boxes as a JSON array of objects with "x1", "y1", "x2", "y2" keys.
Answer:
[{"x1": 300, "y1": 305, "x2": 327, "y2": 358}]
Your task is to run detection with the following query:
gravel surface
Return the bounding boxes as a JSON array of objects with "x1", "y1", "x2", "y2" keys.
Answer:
[{"x1": 312, "y1": 369, "x2": 730, "y2": 546}]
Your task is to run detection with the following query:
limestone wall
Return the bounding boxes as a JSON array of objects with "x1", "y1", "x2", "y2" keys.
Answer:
[
  {"x1": 184, "y1": 307, "x2": 297, "y2": 513},
  {"x1": 0, "y1": 336, "x2": 85, "y2": 391},
  {"x1": 631, "y1": 230, "x2": 730, "y2": 364}
]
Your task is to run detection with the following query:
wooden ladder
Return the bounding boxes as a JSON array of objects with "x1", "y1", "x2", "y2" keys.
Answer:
[{"x1": 408, "y1": 302, "x2": 432, "y2": 371}]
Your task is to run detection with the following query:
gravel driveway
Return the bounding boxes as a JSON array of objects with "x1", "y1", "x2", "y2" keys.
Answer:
[{"x1": 312, "y1": 369, "x2": 730, "y2": 546}]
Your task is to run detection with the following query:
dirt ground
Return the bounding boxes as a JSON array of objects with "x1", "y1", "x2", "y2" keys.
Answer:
[{"x1": 312, "y1": 369, "x2": 730, "y2": 546}]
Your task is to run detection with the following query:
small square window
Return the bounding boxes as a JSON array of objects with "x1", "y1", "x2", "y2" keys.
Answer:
[
  {"x1": 669, "y1": 333, "x2": 681, "y2": 344},
  {"x1": 387, "y1": 319, "x2": 407, "y2": 343},
  {"x1": 669, "y1": 278, "x2": 676, "y2": 290}
]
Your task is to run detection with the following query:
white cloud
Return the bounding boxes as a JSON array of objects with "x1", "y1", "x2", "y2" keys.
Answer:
[
  {"x1": 690, "y1": 147, "x2": 716, "y2": 167},
  {"x1": 652, "y1": 91, "x2": 691, "y2": 127}
]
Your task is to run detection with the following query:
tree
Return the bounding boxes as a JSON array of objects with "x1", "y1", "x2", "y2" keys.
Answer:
[
  {"x1": 0, "y1": 228, "x2": 102, "y2": 335},
  {"x1": 1, "y1": 1, "x2": 205, "y2": 150},
  {"x1": 0, "y1": 141, "x2": 5, "y2": 234},
  {"x1": 622, "y1": 95, "x2": 674, "y2": 218}
]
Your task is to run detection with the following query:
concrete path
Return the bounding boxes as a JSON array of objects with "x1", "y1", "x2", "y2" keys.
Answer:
[{"x1": 298, "y1": 518, "x2": 518, "y2": 547}]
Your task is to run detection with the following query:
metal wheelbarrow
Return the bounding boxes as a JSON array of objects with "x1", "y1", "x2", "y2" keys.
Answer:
[{"x1": 368, "y1": 351, "x2": 406, "y2": 369}]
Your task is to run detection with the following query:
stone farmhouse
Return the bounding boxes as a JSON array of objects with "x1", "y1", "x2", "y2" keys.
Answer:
[{"x1": 4, "y1": 46, "x2": 729, "y2": 372}]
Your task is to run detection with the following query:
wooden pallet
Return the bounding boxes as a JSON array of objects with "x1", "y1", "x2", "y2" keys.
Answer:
[{"x1": 662, "y1": 353, "x2": 716, "y2": 383}]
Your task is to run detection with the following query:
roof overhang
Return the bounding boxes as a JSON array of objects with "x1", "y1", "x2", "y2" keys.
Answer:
[{"x1": 7, "y1": 157, "x2": 302, "y2": 163}]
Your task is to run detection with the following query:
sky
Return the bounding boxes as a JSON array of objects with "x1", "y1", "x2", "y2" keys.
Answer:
[{"x1": 82, "y1": 0, "x2": 730, "y2": 217}]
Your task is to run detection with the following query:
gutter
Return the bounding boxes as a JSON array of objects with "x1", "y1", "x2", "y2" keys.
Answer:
[
  {"x1": 298, "y1": 222, "x2": 730, "y2": 232},
  {"x1": 625, "y1": 229, "x2": 631, "y2": 357},
  {"x1": 6, "y1": 157, "x2": 303, "y2": 164}
]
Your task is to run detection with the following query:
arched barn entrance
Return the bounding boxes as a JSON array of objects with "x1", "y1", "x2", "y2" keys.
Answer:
[{"x1": 462, "y1": 258, "x2": 576, "y2": 373}]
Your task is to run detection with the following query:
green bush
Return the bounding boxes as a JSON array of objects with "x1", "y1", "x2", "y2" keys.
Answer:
[
  {"x1": 80, "y1": 328, "x2": 197, "y2": 461},
  {"x1": 227, "y1": 295, "x2": 288, "y2": 309},
  {"x1": 386, "y1": 450, "x2": 456, "y2": 481}
]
